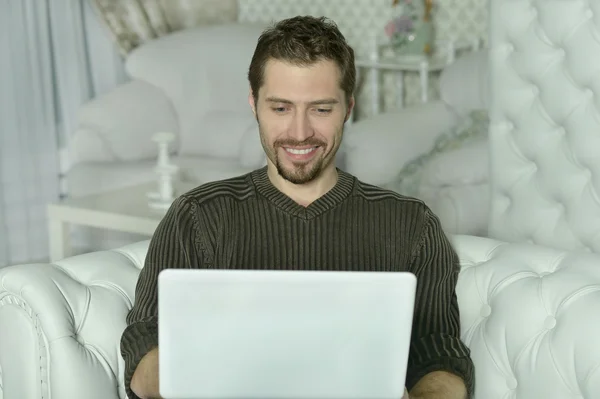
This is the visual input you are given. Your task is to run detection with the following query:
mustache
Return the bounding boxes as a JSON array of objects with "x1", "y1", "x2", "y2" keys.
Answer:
[{"x1": 274, "y1": 138, "x2": 326, "y2": 147}]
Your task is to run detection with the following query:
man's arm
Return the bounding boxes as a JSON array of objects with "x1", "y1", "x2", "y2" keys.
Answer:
[
  {"x1": 121, "y1": 195, "x2": 204, "y2": 399},
  {"x1": 405, "y1": 207, "x2": 474, "y2": 398}
]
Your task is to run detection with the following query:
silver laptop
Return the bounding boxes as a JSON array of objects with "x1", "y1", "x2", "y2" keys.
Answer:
[{"x1": 158, "y1": 269, "x2": 417, "y2": 399}]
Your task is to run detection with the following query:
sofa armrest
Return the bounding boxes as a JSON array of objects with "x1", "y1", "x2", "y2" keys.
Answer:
[
  {"x1": 451, "y1": 235, "x2": 600, "y2": 399},
  {"x1": 0, "y1": 241, "x2": 148, "y2": 399},
  {"x1": 344, "y1": 100, "x2": 460, "y2": 186},
  {"x1": 70, "y1": 80, "x2": 179, "y2": 164}
]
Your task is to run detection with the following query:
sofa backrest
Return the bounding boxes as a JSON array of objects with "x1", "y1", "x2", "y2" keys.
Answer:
[
  {"x1": 125, "y1": 23, "x2": 268, "y2": 160},
  {"x1": 487, "y1": 0, "x2": 600, "y2": 253}
]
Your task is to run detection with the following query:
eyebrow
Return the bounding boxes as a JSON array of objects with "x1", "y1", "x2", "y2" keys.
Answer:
[{"x1": 265, "y1": 96, "x2": 339, "y2": 105}]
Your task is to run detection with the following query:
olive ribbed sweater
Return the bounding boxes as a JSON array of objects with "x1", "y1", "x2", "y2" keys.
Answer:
[{"x1": 120, "y1": 166, "x2": 474, "y2": 398}]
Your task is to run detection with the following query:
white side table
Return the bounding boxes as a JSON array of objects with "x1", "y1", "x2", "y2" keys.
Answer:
[
  {"x1": 355, "y1": 38, "x2": 480, "y2": 115},
  {"x1": 47, "y1": 181, "x2": 196, "y2": 261}
]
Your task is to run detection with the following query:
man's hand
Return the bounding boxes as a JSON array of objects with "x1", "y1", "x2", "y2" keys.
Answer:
[
  {"x1": 131, "y1": 347, "x2": 161, "y2": 399},
  {"x1": 402, "y1": 387, "x2": 410, "y2": 399},
  {"x1": 408, "y1": 371, "x2": 468, "y2": 399}
]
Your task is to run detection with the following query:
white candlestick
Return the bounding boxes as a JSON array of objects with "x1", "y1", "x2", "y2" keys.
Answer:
[{"x1": 148, "y1": 132, "x2": 179, "y2": 211}]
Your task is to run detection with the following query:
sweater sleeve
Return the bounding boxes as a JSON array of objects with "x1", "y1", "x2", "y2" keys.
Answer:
[
  {"x1": 120, "y1": 195, "x2": 203, "y2": 399},
  {"x1": 405, "y1": 208, "x2": 475, "y2": 397}
]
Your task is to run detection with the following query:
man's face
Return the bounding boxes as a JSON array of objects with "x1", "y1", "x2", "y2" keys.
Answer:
[{"x1": 249, "y1": 59, "x2": 353, "y2": 185}]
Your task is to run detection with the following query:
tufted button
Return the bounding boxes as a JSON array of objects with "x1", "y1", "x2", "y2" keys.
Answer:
[
  {"x1": 480, "y1": 304, "x2": 492, "y2": 317},
  {"x1": 544, "y1": 316, "x2": 557, "y2": 329},
  {"x1": 506, "y1": 43, "x2": 515, "y2": 52},
  {"x1": 507, "y1": 377, "x2": 518, "y2": 390},
  {"x1": 75, "y1": 333, "x2": 86, "y2": 345},
  {"x1": 558, "y1": 48, "x2": 566, "y2": 57},
  {"x1": 557, "y1": 126, "x2": 566, "y2": 135},
  {"x1": 530, "y1": 162, "x2": 538, "y2": 172},
  {"x1": 586, "y1": 8, "x2": 594, "y2": 18},
  {"x1": 531, "y1": 86, "x2": 539, "y2": 96},
  {"x1": 586, "y1": 88, "x2": 594, "y2": 98}
]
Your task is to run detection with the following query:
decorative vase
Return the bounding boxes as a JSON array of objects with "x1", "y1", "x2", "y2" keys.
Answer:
[
  {"x1": 391, "y1": 19, "x2": 434, "y2": 57},
  {"x1": 386, "y1": 0, "x2": 435, "y2": 58}
]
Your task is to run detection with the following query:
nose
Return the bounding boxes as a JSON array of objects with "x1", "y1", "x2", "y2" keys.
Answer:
[{"x1": 288, "y1": 112, "x2": 314, "y2": 142}]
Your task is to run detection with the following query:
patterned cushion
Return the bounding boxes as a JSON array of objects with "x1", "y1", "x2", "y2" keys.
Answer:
[{"x1": 383, "y1": 109, "x2": 489, "y2": 197}]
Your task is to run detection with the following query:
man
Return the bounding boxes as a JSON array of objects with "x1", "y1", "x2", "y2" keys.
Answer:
[{"x1": 121, "y1": 16, "x2": 474, "y2": 399}]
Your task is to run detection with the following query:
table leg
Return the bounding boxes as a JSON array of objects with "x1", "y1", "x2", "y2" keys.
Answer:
[
  {"x1": 396, "y1": 71, "x2": 404, "y2": 108},
  {"x1": 370, "y1": 67, "x2": 380, "y2": 115},
  {"x1": 420, "y1": 61, "x2": 429, "y2": 103},
  {"x1": 48, "y1": 218, "x2": 70, "y2": 262}
]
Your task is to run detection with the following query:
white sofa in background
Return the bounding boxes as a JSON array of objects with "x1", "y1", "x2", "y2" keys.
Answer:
[
  {"x1": 66, "y1": 22, "x2": 271, "y2": 254},
  {"x1": 70, "y1": 20, "x2": 490, "y2": 246},
  {"x1": 344, "y1": 48, "x2": 491, "y2": 236},
  {"x1": 68, "y1": 21, "x2": 354, "y2": 199},
  {"x1": 2, "y1": 2, "x2": 600, "y2": 398},
  {"x1": 71, "y1": 20, "x2": 490, "y2": 235},
  {"x1": 67, "y1": 22, "x2": 269, "y2": 198},
  {"x1": 67, "y1": 21, "x2": 351, "y2": 254}
]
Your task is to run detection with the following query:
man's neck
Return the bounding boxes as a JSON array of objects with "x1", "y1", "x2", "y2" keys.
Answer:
[{"x1": 267, "y1": 164, "x2": 338, "y2": 207}]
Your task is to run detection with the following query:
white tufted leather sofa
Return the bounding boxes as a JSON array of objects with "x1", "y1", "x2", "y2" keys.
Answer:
[
  {"x1": 0, "y1": 242, "x2": 148, "y2": 399},
  {"x1": 1, "y1": 236, "x2": 599, "y2": 399},
  {"x1": 2, "y1": 1, "x2": 600, "y2": 398}
]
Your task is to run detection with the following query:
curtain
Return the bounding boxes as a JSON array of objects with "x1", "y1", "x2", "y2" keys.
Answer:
[
  {"x1": 0, "y1": 0, "x2": 127, "y2": 267},
  {"x1": 91, "y1": 0, "x2": 238, "y2": 55}
]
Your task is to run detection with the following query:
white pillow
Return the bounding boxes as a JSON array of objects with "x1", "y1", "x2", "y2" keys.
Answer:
[
  {"x1": 343, "y1": 101, "x2": 459, "y2": 185},
  {"x1": 384, "y1": 110, "x2": 490, "y2": 197},
  {"x1": 439, "y1": 49, "x2": 489, "y2": 116},
  {"x1": 420, "y1": 136, "x2": 489, "y2": 187}
]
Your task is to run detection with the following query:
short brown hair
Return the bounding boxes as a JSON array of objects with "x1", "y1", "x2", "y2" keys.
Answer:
[{"x1": 248, "y1": 16, "x2": 356, "y2": 106}]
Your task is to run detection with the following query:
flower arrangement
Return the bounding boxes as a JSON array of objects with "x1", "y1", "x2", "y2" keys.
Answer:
[{"x1": 385, "y1": 0, "x2": 434, "y2": 56}]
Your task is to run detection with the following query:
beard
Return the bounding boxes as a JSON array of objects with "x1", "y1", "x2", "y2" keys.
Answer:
[
  {"x1": 258, "y1": 123, "x2": 342, "y2": 185},
  {"x1": 274, "y1": 137, "x2": 326, "y2": 184}
]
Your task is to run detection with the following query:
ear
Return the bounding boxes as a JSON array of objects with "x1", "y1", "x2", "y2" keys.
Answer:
[
  {"x1": 344, "y1": 96, "x2": 355, "y2": 122},
  {"x1": 248, "y1": 88, "x2": 257, "y2": 116}
]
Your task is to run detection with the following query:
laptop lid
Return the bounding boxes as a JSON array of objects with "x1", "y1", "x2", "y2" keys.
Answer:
[{"x1": 158, "y1": 269, "x2": 417, "y2": 399}]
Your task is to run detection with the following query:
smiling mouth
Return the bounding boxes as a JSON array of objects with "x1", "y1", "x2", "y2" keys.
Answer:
[{"x1": 283, "y1": 147, "x2": 318, "y2": 155}]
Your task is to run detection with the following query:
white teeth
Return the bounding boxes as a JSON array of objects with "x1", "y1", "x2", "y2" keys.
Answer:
[{"x1": 285, "y1": 147, "x2": 316, "y2": 155}]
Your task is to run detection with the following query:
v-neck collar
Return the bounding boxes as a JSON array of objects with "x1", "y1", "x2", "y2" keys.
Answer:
[{"x1": 250, "y1": 166, "x2": 355, "y2": 219}]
